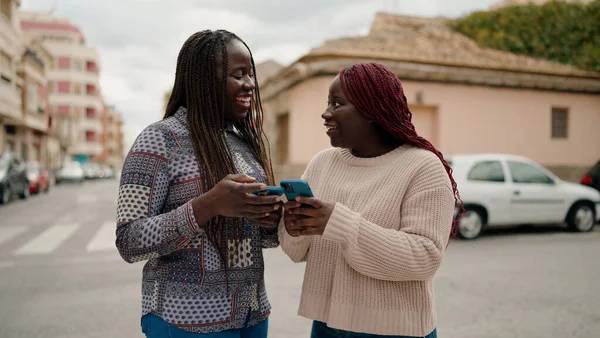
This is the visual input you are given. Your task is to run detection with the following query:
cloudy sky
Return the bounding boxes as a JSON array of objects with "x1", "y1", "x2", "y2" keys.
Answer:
[{"x1": 20, "y1": 0, "x2": 499, "y2": 151}]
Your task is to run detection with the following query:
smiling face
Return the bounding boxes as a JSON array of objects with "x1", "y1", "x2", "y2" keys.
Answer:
[
  {"x1": 322, "y1": 75, "x2": 374, "y2": 149},
  {"x1": 216, "y1": 39, "x2": 256, "y2": 122}
]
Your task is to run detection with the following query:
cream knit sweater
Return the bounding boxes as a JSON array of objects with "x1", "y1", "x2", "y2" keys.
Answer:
[{"x1": 278, "y1": 145, "x2": 455, "y2": 336}]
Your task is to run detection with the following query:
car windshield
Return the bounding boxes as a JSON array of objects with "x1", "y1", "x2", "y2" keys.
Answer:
[{"x1": 64, "y1": 162, "x2": 81, "y2": 169}]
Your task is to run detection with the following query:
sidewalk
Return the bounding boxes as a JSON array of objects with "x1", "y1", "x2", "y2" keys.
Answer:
[{"x1": 264, "y1": 248, "x2": 312, "y2": 337}]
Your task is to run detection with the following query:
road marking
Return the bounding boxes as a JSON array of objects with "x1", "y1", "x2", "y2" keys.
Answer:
[
  {"x1": 77, "y1": 194, "x2": 99, "y2": 205},
  {"x1": 0, "y1": 226, "x2": 29, "y2": 246},
  {"x1": 0, "y1": 253, "x2": 122, "y2": 269},
  {"x1": 14, "y1": 224, "x2": 79, "y2": 255},
  {"x1": 86, "y1": 221, "x2": 117, "y2": 252}
]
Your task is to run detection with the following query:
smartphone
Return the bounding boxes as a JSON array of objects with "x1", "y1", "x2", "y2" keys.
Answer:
[
  {"x1": 279, "y1": 179, "x2": 314, "y2": 201},
  {"x1": 252, "y1": 186, "x2": 285, "y2": 196}
]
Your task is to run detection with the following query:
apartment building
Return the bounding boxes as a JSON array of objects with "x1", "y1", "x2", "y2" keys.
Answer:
[
  {"x1": 100, "y1": 104, "x2": 124, "y2": 170},
  {"x1": 19, "y1": 11, "x2": 103, "y2": 163},
  {"x1": 0, "y1": 0, "x2": 22, "y2": 153},
  {"x1": 16, "y1": 38, "x2": 53, "y2": 166}
]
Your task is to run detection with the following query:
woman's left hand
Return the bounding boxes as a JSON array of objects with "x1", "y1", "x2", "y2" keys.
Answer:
[
  {"x1": 284, "y1": 197, "x2": 334, "y2": 236},
  {"x1": 252, "y1": 204, "x2": 283, "y2": 233}
]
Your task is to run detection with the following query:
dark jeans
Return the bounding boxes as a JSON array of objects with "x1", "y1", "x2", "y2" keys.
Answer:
[
  {"x1": 141, "y1": 314, "x2": 268, "y2": 338},
  {"x1": 310, "y1": 321, "x2": 437, "y2": 338}
]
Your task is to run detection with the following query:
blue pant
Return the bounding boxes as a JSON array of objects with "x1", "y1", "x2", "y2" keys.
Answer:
[
  {"x1": 310, "y1": 321, "x2": 437, "y2": 338},
  {"x1": 141, "y1": 314, "x2": 268, "y2": 338}
]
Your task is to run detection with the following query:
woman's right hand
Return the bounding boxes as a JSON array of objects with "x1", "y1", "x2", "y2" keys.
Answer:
[
  {"x1": 198, "y1": 173, "x2": 281, "y2": 220},
  {"x1": 283, "y1": 200, "x2": 308, "y2": 237}
]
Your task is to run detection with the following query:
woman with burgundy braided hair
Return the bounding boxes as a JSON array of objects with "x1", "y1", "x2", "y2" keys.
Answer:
[
  {"x1": 117, "y1": 30, "x2": 282, "y2": 338},
  {"x1": 280, "y1": 62, "x2": 462, "y2": 338}
]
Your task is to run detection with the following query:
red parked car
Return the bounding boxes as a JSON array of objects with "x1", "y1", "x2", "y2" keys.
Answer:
[{"x1": 26, "y1": 161, "x2": 50, "y2": 194}]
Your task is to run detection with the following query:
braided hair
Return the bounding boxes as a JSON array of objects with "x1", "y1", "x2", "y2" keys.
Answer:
[
  {"x1": 338, "y1": 62, "x2": 464, "y2": 238},
  {"x1": 164, "y1": 30, "x2": 274, "y2": 267}
]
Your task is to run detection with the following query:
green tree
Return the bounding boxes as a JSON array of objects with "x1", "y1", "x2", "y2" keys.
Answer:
[{"x1": 451, "y1": 0, "x2": 600, "y2": 72}]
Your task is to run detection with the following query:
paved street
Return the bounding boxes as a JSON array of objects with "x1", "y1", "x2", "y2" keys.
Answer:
[{"x1": 0, "y1": 179, "x2": 599, "y2": 338}]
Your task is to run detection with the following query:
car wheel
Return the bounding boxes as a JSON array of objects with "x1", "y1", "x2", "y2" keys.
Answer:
[
  {"x1": 19, "y1": 184, "x2": 30, "y2": 199},
  {"x1": 1, "y1": 186, "x2": 10, "y2": 204},
  {"x1": 457, "y1": 207, "x2": 485, "y2": 240},
  {"x1": 566, "y1": 203, "x2": 595, "y2": 233}
]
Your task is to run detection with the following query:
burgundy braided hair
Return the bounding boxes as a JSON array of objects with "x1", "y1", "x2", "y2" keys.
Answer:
[{"x1": 338, "y1": 62, "x2": 464, "y2": 238}]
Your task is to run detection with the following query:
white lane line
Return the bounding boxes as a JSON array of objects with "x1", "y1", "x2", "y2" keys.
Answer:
[
  {"x1": 86, "y1": 222, "x2": 117, "y2": 252},
  {"x1": 14, "y1": 224, "x2": 79, "y2": 255}
]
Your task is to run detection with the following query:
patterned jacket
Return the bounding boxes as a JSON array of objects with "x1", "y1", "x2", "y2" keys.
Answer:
[{"x1": 116, "y1": 107, "x2": 278, "y2": 333}]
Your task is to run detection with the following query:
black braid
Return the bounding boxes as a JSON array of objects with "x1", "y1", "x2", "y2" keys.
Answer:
[{"x1": 164, "y1": 30, "x2": 274, "y2": 277}]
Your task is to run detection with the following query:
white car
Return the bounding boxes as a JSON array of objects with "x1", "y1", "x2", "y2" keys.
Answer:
[
  {"x1": 56, "y1": 161, "x2": 84, "y2": 184},
  {"x1": 447, "y1": 154, "x2": 600, "y2": 239}
]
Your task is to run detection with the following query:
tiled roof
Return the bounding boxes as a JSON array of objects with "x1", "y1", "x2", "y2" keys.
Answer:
[
  {"x1": 255, "y1": 60, "x2": 283, "y2": 84},
  {"x1": 302, "y1": 12, "x2": 597, "y2": 78}
]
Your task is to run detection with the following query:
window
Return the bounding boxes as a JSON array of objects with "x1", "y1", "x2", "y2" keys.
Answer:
[
  {"x1": 86, "y1": 61, "x2": 97, "y2": 73},
  {"x1": 58, "y1": 81, "x2": 70, "y2": 93},
  {"x1": 86, "y1": 108, "x2": 96, "y2": 119},
  {"x1": 73, "y1": 83, "x2": 81, "y2": 94},
  {"x1": 57, "y1": 56, "x2": 71, "y2": 70},
  {"x1": 86, "y1": 84, "x2": 96, "y2": 96},
  {"x1": 507, "y1": 161, "x2": 554, "y2": 184},
  {"x1": 73, "y1": 107, "x2": 81, "y2": 120},
  {"x1": 57, "y1": 104, "x2": 70, "y2": 115},
  {"x1": 48, "y1": 81, "x2": 55, "y2": 93},
  {"x1": 85, "y1": 131, "x2": 96, "y2": 142},
  {"x1": 467, "y1": 161, "x2": 505, "y2": 182},
  {"x1": 551, "y1": 107, "x2": 568, "y2": 139},
  {"x1": 73, "y1": 59, "x2": 82, "y2": 72},
  {"x1": 4, "y1": 125, "x2": 16, "y2": 135}
]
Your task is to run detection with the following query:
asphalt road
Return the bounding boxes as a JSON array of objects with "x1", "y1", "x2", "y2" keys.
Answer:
[{"x1": 1, "y1": 180, "x2": 598, "y2": 338}]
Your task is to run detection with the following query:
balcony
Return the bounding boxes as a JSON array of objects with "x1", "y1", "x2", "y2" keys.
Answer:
[
  {"x1": 49, "y1": 93, "x2": 103, "y2": 112},
  {"x1": 23, "y1": 113, "x2": 49, "y2": 132},
  {"x1": 0, "y1": 82, "x2": 21, "y2": 121},
  {"x1": 47, "y1": 69, "x2": 99, "y2": 86},
  {"x1": 69, "y1": 141, "x2": 103, "y2": 156},
  {"x1": 81, "y1": 117, "x2": 103, "y2": 133},
  {"x1": 0, "y1": 13, "x2": 21, "y2": 52}
]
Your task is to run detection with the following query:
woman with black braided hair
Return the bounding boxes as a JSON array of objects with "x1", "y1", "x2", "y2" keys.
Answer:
[{"x1": 116, "y1": 30, "x2": 280, "y2": 337}]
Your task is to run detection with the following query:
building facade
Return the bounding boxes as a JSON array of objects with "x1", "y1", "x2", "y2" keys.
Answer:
[
  {"x1": 0, "y1": 0, "x2": 22, "y2": 153},
  {"x1": 261, "y1": 13, "x2": 600, "y2": 182},
  {"x1": 19, "y1": 11, "x2": 103, "y2": 164},
  {"x1": 100, "y1": 104, "x2": 124, "y2": 170},
  {"x1": 16, "y1": 39, "x2": 54, "y2": 167}
]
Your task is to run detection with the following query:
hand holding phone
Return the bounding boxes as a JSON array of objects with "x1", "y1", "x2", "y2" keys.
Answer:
[
  {"x1": 283, "y1": 195, "x2": 334, "y2": 237},
  {"x1": 252, "y1": 186, "x2": 285, "y2": 196},
  {"x1": 279, "y1": 179, "x2": 314, "y2": 201},
  {"x1": 248, "y1": 185, "x2": 284, "y2": 232}
]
